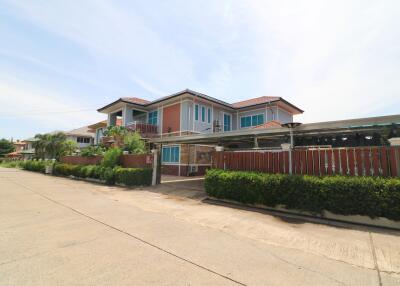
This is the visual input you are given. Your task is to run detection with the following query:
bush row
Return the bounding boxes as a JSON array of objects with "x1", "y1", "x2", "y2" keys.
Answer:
[
  {"x1": 20, "y1": 160, "x2": 49, "y2": 173},
  {"x1": 53, "y1": 163, "x2": 152, "y2": 186},
  {"x1": 205, "y1": 169, "x2": 400, "y2": 221},
  {"x1": 0, "y1": 160, "x2": 25, "y2": 168}
]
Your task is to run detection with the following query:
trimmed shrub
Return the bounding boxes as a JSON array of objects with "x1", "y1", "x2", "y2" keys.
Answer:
[
  {"x1": 205, "y1": 169, "x2": 400, "y2": 221},
  {"x1": 0, "y1": 160, "x2": 24, "y2": 168},
  {"x1": 100, "y1": 167, "x2": 118, "y2": 185},
  {"x1": 20, "y1": 160, "x2": 48, "y2": 173},
  {"x1": 115, "y1": 167, "x2": 152, "y2": 186},
  {"x1": 53, "y1": 163, "x2": 74, "y2": 176},
  {"x1": 101, "y1": 148, "x2": 122, "y2": 168}
]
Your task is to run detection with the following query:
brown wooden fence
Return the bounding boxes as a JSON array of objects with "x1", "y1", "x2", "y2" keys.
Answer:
[
  {"x1": 60, "y1": 154, "x2": 153, "y2": 168},
  {"x1": 212, "y1": 146, "x2": 400, "y2": 177}
]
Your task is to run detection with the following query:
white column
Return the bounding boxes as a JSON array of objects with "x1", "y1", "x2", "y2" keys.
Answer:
[{"x1": 151, "y1": 149, "x2": 158, "y2": 186}]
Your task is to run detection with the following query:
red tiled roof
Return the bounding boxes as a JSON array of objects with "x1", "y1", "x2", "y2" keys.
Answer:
[
  {"x1": 252, "y1": 120, "x2": 282, "y2": 129},
  {"x1": 6, "y1": 151, "x2": 23, "y2": 157},
  {"x1": 98, "y1": 89, "x2": 303, "y2": 114},
  {"x1": 232, "y1": 96, "x2": 280, "y2": 108},
  {"x1": 88, "y1": 119, "x2": 122, "y2": 130},
  {"x1": 121, "y1": 97, "x2": 150, "y2": 105}
]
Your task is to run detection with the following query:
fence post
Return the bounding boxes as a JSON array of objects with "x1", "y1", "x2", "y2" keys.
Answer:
[
  {"x1": 388, "y1": 138, "x2": 400, "y2": 177},
  {"x1": 281, "y1": 143, "x2": 291, "y2": 174}
]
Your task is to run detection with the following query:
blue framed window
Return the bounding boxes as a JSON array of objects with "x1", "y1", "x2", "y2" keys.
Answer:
[
  {"x1": 148, "y1": 111, "x2": 158, "y2": 125},
  {"x1": 253, "y1": 114, "x2": 264, "y2": 126},
  {"x1": 240, "y1": 114, "x2": 264, "y2": 128},
  {"x1": 201, "y1": 106, "x2": 206, "y2": 122},
  {"x1": 162, "y1": 146, "x2": 180, "y2": 163},
  {"x1": 223, "y1": 114, "x2": 231, "y2": 131},
  {"x1": 195, "y1": 104, "x2": 199, "y2": 121},
  {"x1": 207, "y1": 108, "x2": 211, "y2": 124},
  {"x1": 240, "y1": 116, "x2": 251, "y2": 128}
]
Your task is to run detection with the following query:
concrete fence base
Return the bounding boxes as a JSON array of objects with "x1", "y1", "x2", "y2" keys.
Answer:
[{"x1": 207, "y1": 198, "x2": 400, "y2": 230}]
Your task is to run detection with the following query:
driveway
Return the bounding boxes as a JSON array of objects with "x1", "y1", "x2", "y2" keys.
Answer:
[{"x1": 1, "y1": 167, "x2": 400, "y2": 285}]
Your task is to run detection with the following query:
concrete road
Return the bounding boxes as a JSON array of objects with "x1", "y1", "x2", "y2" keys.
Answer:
[{"x1": 1, "y1": 167, "x2": 400, "y2": 285}]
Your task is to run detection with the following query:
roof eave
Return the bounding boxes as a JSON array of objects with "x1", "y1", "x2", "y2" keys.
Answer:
[{"x1": 97, "y1": 98, "x2": 146, "y2": 113}]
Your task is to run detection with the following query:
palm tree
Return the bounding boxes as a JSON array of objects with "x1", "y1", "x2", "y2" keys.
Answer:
[{"x1": 33, "y1": 132, "x2": 68, "y2": 160}]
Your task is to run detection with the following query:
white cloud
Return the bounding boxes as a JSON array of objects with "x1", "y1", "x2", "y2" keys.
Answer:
[
  {"x1": 0, "y1": 75, "x2": 103, "y2": 131},
  {"x1": 130, "y1": 75, "x2": 166, "y2": 97},
  {"x1": 245, "y1": 0, "x2": 400, "y2": 122},
  {"x1": 1, "y1": 0, "x2": 399, "y2": 131},
  {"x1": 5, "y1": 0, "x2": 197, "y2": 89}
]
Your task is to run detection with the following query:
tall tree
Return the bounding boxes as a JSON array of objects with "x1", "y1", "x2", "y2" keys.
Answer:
[{"x1": 0, "y1": 139, "x2": 15, "y2": 156}]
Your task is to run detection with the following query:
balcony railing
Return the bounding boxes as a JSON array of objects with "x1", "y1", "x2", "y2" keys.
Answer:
[{"x1": 126, "y1": 121, "x2": 158, "y2": 137}]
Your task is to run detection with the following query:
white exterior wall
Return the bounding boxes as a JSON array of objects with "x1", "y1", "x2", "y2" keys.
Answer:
[
  {"x1": 181, "y1": 101, "x2": 194, "y2": 132},
  {"x1": 67, "y1": 135, "x2": 93, "y2": 148},
  {"x1": 276, "y1": 108, "x2": 293, "y2": 123},
  {"x1": 193, "y1": 101, "x2": 213, "y2": 133}
]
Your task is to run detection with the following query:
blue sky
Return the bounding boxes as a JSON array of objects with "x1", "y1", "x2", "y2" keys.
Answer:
[{"x1": 0, "y1": 0, "x2": 399, "y2": 139}]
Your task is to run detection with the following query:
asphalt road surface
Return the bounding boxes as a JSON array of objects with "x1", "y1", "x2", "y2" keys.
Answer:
[{"x1": 1, "y1": 167, "x2": 400, "y2": 285}]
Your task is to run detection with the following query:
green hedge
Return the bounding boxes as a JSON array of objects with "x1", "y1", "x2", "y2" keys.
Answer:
[
  {"x1": 205, "y1": 169, "x2": 400, "y2": 221},
  {"x1": 0, "y1": 160, "x2": 24, "y2": 168},
  {"x1": 115, "y1": 168, "x2": 152, "y2": 186},
  {"x1": 20, "y1": 160, "x2": 49, "y2": 173},
  {"x1": 53, "y1": 163, "x2": 151, "y2": 186}
]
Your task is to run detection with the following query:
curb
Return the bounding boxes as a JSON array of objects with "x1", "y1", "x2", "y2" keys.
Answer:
[{"x1": 203, "y1": 197, "x2": 400, "y2": 233}]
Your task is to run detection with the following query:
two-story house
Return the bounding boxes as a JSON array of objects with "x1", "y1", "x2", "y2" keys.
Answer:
[{"x1": 97, "y1": 89, "x2": 303, "y2": 176}]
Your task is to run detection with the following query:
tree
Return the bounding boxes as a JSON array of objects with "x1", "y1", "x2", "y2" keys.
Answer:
[
  {"x1": 123, "y1": 132, "x2": 146, "y2": 154},
  {"x1": 80, "y1": 145, "x2": 104, "y2": 157},
  {"x1": 33, "y1": 132, "x2": 70, "y2": 160},
  {"x1": 61, "y1": 140, "x2": 78, "y2": 156},
  {"x1": 103, "y1": 126, "x2": 127, "y2": 148},
  {"x1": 0, "y1": 139, "x2": 14, "y2": 157}
]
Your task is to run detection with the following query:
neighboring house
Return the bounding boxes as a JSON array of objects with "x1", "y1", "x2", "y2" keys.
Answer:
[
  {"x1": 66, "y1": 126, "x2": 95, "y2": 148},
  {"x1": 98, "y1": 89, "x2": 303, "y2": 176},
  {"x1": 7, "y1": 138, "x2": 36, "y2": 160},
  {"x1": 13, "y1": 140, "x2": 27, "y2": 153},
  {"x1": 21, "y1": 138, "x2": 36, "y2": 159},
  {"x1": 88, "y1": 119, "x2": 122, "y2": 146}
]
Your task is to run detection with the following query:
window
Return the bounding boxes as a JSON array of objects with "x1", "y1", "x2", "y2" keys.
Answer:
[
  {"x1": 223, "y1": 114, "x2": 231, "y2": 131},
  {"x1": 148, "y1": 111, "x2": 158, "y2": 125},
  {"x1": 77, "y1": 137, "x2": 91, "y2": 143},
  {"x1": 195, "y1": 104, "x2": 199, "y2": 121},
  {"x1": 207, "y1": 108, "x2": 211, "y2": 124},
  {"x1": 162, "y1": 146, "x2": 180, "y2": 163},
  {"x1": 240, "y1": 113, "x2": 264, "y2": 128},
  {"x1": 252, "y1": 114, "x2": 264, "y2": 126},
  {"x1": 240, "y1": 116, "x2": 252, "y2": 128},
  {"x1": 201, "y1": 106, "x2": 206, "y2": 122}
]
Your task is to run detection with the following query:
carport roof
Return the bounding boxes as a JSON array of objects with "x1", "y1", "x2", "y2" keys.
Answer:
[{"x1": 150, "y1": 114, "x2": 400, "y2": 145}]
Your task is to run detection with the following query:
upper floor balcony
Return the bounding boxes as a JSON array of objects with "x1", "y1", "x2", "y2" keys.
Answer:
[{"x1": 125, "y1": 121, "x2": 159, "y2": 138}]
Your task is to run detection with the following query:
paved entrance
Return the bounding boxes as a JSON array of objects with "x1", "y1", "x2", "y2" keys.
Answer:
[{"x1": 1, "y1": 167, "x2": 400, "y2": 285}]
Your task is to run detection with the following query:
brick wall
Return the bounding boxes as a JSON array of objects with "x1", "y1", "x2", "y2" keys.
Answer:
[
  {"x1": 60, "y1": 154, "x2": 153, "y2": 168},
  {"x1": 60, "y1": 155, "x2": 103, "y2": 165},
  {"x1": 121, "y1": 154, "x2": 153, "y2": 168}
]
